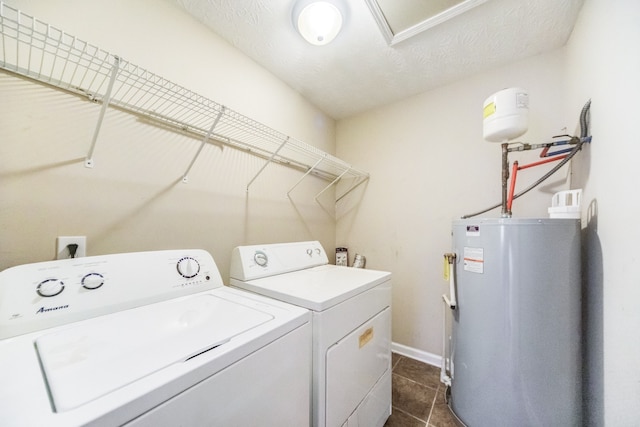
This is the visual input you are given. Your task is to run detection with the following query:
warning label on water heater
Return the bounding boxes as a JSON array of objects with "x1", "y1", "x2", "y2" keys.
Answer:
[
  {"x1": 463, "y1": 247, "x2": 484, "y2": 273},
  {"x1": 466, "y1": 225, "x2": 480, "y2": 237}
]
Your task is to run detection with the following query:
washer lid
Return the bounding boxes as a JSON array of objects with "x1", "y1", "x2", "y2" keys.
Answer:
[
  {"x1": 231, "y1": 265, "x2": 391, "y2": 311},
  {"x1": 36, "y1": 294, "x2": 272, "y2": 412}
]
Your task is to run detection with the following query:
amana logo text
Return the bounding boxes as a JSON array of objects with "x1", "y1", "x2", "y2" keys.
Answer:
[{"x1": 36, "y1": 304, "x2": 69, "y2": 314}]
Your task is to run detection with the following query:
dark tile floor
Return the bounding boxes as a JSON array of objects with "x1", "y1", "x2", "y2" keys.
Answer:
[{"x1": 384, "y1": 353, "x2": 458, "y2": 427}]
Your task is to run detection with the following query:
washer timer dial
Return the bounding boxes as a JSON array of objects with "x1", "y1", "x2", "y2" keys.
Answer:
[
  {"x1": 177, "y1": 257, "x2": 200, "y2": 278},
  {"x1": 37, "y1": 278, "x2": 65, "y2": 297},
  {"x1": 82, "y1": 273, "x2": 105, "y2": 290}
]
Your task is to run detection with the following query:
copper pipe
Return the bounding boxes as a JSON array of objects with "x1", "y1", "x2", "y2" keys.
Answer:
[
  {"x1": 518, "y1": 155, "x2": 567, "y2": 170},
  {"x1": 501, "y1": 143, "x2": 510, "y2": 217},
  {"x1": 507, "y1": 161, "x2": 519, "y2": 212}
]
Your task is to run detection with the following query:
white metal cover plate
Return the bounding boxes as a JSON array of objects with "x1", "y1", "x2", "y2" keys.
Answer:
[
  {"x1": 36, "y1": 294, "x2": 273, "y2": 412},
  {"x1": 231, "y1": 265, "x2": 391, "y2": 311}
]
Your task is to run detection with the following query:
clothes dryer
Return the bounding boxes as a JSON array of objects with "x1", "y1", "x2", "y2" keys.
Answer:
[
  {"x1": 0, "y1": 250, "x2": 311, "y2": 427},
  {"x1": 230, "y1": 241, "x2": 392, "y2": 427}
]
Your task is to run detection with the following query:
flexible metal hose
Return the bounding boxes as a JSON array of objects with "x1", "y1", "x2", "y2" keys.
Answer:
[
  {"x1": 461, "y1": 100, "x2": 591, "y2": 219},
  {"x1": 580, "y1": 99, "x2": 591, "y2": 139}
]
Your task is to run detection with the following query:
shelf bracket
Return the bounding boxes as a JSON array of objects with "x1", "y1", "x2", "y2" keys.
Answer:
[
  {"x1": 85, "y1": 56, "x2": 121, "y2": 168},
  {"x1": 336, "y1": 174, "x2": 369, "y2": 203},
  {"x1": 314, "y1": 167, "x2": 350, "y2": 202},
  {"x1": 246, "y1": 137, "x2": 289, "y2": 192},
  {"x1": 182, "y1": 107, "x2": 225, "y2": 183},
  {"x1": 286, "y1": 156, "x2": 325, "y2": 198}
]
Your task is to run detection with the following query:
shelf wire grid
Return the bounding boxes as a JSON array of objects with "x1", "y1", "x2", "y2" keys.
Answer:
[{"x1": 0, "y1": 2, "x2": 368, "y2": 185}]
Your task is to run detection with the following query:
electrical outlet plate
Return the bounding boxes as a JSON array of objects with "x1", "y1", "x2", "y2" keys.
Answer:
[{"x1": 57, "y1": 236, "x2": 87, "y2": 260}]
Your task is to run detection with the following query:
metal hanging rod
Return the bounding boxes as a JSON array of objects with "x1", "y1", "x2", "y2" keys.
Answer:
[
  {"x1": 86, "y1": 56, "x2": 120, "y2": 168},
  {"x1": 0, "y1": 2, "x2": 369, "y2": 200},
  {"x1": 315, "y1": 168, "x2": 351, "y2": 202},
  {"x1": 182, "y1": 107, "x2": 225, "y2": 184},
  {"x1": 246, "y1": 137, "x2": 289, "y2": 192},
  {"x1": 287, "y1": 156, "x2": 325, "y2": 197}
]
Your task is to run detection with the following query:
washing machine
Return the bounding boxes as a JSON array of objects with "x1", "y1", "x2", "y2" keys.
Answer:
[
  {"x1": 0, "y1": 249, "x2": 311, "y2": 427},
  {"x1": 229, "y1": 241, "x2": 392, "y2": 427}
]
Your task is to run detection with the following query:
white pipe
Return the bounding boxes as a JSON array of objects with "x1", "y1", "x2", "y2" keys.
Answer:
[
  {"x1": 440, "y1": 252, "x2": 458, "y2": 386},
  {"x1": 444, "y1": 253, "x2": 457, "y2": 309},
  {"x1": 440, "y1": 295, "x2": 452, "y2": 387},
  {"x1": 448, "y1": 258, "x2": 457, "y2": 309}
]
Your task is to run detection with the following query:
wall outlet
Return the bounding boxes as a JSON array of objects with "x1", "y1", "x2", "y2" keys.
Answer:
[{"x1": 57, "y1": 236, "x2": 87, "y2": 260}]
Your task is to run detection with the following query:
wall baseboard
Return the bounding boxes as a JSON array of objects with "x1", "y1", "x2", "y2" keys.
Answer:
[{"x1": 391, "y1": 342, "x2": 442, "y2": 367}]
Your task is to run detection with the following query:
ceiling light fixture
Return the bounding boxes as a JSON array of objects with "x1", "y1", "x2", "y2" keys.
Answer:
[{"x1": 293, "y1": 0, "x2": 343, "y2": 46}]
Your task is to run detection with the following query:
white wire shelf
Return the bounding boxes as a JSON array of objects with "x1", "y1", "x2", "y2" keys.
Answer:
[{"x1": 0, "y1": 2, "x2": 368, "y2": 199}]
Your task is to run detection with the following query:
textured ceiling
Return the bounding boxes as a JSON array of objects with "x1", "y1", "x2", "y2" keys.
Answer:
[{"x1": 173, "y1": 0, "x2": 584, "y2": 119}]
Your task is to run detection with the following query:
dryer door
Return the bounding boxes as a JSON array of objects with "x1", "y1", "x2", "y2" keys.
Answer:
[{"x1": 325, "y1": 307, "x2": 391, "y2": 427}]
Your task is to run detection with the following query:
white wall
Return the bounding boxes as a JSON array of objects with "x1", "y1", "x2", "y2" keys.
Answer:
[
  {"x1": 337, "y1": 49, "x2": 572, "y2": 356},
  {"x1": 3, "y1": 0, "x2": 639, "y2": 424},
  {"x1": 566, "y1": 0, "x2": 640, "y2": 425},
  {"x1": 337, "y1": 0, "x2": 640, "y2": 424},
  {"x1": 0, "y1": 0, "x2": 337, "y2": 278}
]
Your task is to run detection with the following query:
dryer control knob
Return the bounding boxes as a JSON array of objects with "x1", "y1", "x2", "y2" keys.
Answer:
[
  {"x1": 254, "y1": 251, "x2": 268, "y2": 267},
  {"x1": 82, "y1": 273, "x2": 105, "y2": 290},
  {"x1": 177, "y1": 257, "x2": 200, "y2": 278},
  {"x1": 37, "y1": 278, "x2": 65, "y2": 297}
]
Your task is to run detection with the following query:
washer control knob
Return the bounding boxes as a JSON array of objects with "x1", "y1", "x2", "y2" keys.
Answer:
[
  {"x1": 306, "y1": 249, "x2": 313, "y2": 256},
  {"x1": 37, "y1": 279, "x2": 65, "y2": 297},
  {"x1": 82, "y1": 273, "x2": 105, "y2": 290},
  {"x1": 254, "y1": 251, "x2": 268, "y2": 267},
  {"x1": 177, "y1": 257, "x2": 200, "y2": 279}
]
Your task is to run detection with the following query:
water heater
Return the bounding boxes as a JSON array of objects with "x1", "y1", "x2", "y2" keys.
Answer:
[
  {"x1": 449, "y1": 218, "x2": 581, "y2": 426},
  {"x1": 483, "y1": 88, "x2": 529, "y2": 142}
]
